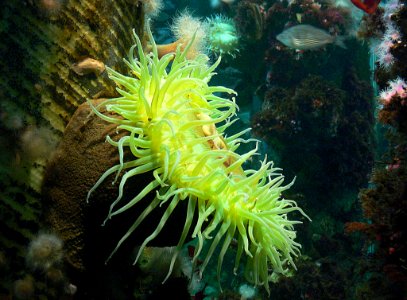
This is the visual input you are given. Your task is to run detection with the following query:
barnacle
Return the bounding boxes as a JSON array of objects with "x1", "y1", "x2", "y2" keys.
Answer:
[{"x1": 87, "y1": 23, "x2": 307, "y2": 293}]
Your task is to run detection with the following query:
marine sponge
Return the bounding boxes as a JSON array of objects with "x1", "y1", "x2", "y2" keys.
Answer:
[{"x1": 87, "y1": 24, "x2": 307, "y2": 293}]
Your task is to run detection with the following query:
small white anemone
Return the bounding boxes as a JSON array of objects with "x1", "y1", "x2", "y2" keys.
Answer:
[{"x1": 170, "y1": 11, "x2": 208, "y2": 59}]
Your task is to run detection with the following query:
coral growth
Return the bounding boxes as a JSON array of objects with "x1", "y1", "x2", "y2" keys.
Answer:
[
  {"x1": 374, "y1": 24, "x2": 402, "y2": 69},
  {"x1": 351, "y1": 162, "x2": 407, "y2": 298},
  {"x1": 346, "y1": 2, "x2": 407, "y2": 298},
  {"x1": 365, "y1": 0, "x2": 406, "y2": 73},
  {"x1": 379, "y1": 77, "x2": 407, "y2": 102}
]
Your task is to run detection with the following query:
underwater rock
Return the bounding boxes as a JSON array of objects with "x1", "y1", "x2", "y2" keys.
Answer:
[
  {"x1": 42, "y1": 100, "x2": 188, "y2": 274},
  {"x1": 42, "y1": 99, "x2": 122, "y2": 271}
]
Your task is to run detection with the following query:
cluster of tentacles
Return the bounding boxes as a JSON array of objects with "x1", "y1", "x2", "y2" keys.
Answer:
[{"x1": 87, "y1": 25, "x2": 307, "y2": 293}]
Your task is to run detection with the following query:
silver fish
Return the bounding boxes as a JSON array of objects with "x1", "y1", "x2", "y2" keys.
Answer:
[{"x1": 276, "y1": 24, "x2": 346, "y2": 50}]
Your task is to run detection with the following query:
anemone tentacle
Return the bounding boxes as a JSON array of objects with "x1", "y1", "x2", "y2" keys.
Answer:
[{"x1": 87, "y1": 23, "x2": 308, "y2": 293}]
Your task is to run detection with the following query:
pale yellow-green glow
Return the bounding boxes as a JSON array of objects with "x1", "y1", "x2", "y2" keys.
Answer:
[{"x1": 87, "y1": 24, "x2": 308, "y2": 293}]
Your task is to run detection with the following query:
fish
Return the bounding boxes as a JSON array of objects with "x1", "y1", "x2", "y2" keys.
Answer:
[
  {"x1": 276, "y1": 24, "x2": 346, "y2": 51},
  {"x1": 350, "y1": 0, "x2": 381, "y2": 14}
]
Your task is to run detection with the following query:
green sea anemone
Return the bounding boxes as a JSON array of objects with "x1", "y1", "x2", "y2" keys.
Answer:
[
  {"x1": 87, "y1": 23, "x2": 307, "y2": 293},
  {"x1": 206, "y1": 14, "x2": 239, "y2": 58}
]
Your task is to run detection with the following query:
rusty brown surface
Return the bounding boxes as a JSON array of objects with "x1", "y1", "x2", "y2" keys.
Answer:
[
  {"x1": 42, "y1": 99, "x2": 122, "y2": 270},
  {"x1": 42, "y1": 100, "x2": 188, "y2": 273}
]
